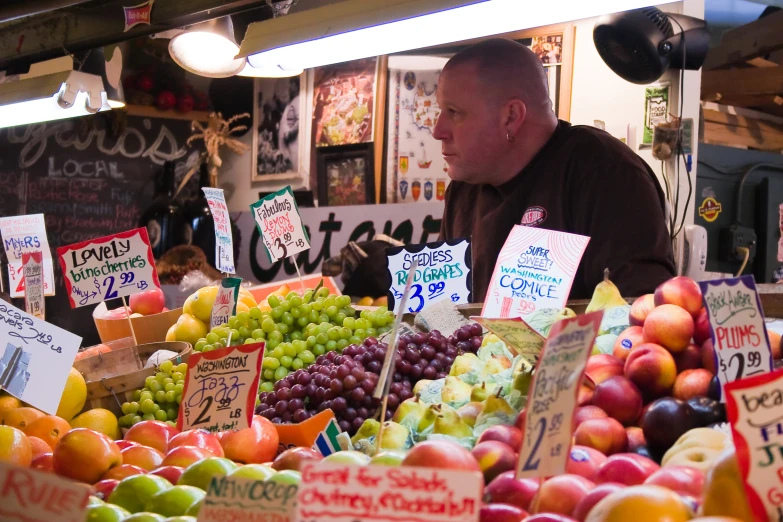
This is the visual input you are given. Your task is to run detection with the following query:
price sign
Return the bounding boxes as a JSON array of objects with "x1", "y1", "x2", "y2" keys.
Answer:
[
  {"x1": 56, "y1": 228, "x2": 159, "y2": 308},
  {"x1": 295, "y1": 462, "x2": 482, "y2": 522},
  {"x1": 483, "y1": 226, "x2": 589, "y2": 318},
  {"x1": 0, "y1": 214, "x2": 55, "y2": 298},
  {"x1": 0, "y1": 301, "x2": 82, "y2": 414},
  {"x1": 22, "y1": 252, "x2": 45, "y2": 320},
  {"x1": 251, "y1": 186, "x2": 310, "y2": 263},
  {"x1": 472, "y1": 316, "x2": 545, "y2": 365},
  {"x1": 0, "y1": 461, "x2": 90, "y2": 522},
  {"x1": 211, "y1": 277, "x2": 242, "y2": 330},
  {"x1": 724, "y1": 368, "x2": 783, "y2": 521},
  {"x1": 203, "y1": 188, "x2": 236, "y2": 274},
  {"x1": 517, "y1": 312, "x2": 603, "y2": 478},
  {"x1": 699, "y1": 275, "x2": 773, "y2": 399},
  {"x1": 178, "y1": 342, "x2": 264, "y2": 433},
  {"x1": 199, "y1": 475, "x2": 298, "y2": 522},
  {"x1": 385, "y1": 238, "x2": 472, "y2": 314}
]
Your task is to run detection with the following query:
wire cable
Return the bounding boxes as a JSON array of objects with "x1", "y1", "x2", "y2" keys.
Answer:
[{"x1": 735, "y1": 246, "x2": 750, "y2": 277}]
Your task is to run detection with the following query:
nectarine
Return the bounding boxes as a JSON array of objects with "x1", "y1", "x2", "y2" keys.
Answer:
[{"x1": 643, "y1": 304, "x2": 694, "y2": 353}]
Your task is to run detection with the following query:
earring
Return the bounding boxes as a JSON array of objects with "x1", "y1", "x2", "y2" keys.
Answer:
[{"x1": 506, "y1": 131, "x2": 514, "y2": 142}]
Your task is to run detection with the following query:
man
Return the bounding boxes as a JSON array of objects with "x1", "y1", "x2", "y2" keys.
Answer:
[{"x1": 435, "y1": 38, "x2": 675, "y2": 301}]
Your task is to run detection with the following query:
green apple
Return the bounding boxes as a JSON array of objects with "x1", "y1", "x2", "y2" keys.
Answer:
[
  {"x1": 108, "y1": 475, "x2": 172, "y2": 513},
  {"x1": 178, "y1": 457, "x2": 237, "y2": 491},
  {"x1": 267, "y1": 469, "x2": 301, "y2": 485},
  {"x1": 87, "y1": 495, "x2": 105, "y2": 506},
  {"x1": 229, "y1": 463, "x2": 276, "y2": 481},
  {"x1": 322, "y1": 451, "x2": 371, "y2": 466},
  {"x1": 145, "y1": 485, "x2": 205, "y2": 517},
  {"x1": 84, "y1": 503, "x2": 130, "y2": 522},
  {"x1": 184, "y1": 498, "x2": 203, "y2": 517},
  {"x1": 166, "y1": 518, "x2": 198, "y2": 522},
  {"x1": 122, "y1": 513, "x2": 166, "y2": 522},
  {"x1": 370, "y1": 450, "x2": 406, "y2": 467}
]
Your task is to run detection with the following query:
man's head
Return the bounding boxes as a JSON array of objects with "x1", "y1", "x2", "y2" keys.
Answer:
[{"x1": 433, "y1": 38, "x2": 558, "y2": 185}]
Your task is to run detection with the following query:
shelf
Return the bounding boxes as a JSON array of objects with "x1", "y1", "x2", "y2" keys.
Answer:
[{"x1": 123, "y1": 104, "x2": 211, "y2": 122}]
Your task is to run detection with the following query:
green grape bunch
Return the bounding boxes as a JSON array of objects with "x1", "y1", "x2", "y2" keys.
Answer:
[{"x1": 118, "y1": 359, "x2": 188, "y2": 428}]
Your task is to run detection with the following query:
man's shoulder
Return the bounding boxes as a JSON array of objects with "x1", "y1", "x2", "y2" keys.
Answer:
[{"x1": 560, "y1": 124, "x2": 636, "y2": 158}]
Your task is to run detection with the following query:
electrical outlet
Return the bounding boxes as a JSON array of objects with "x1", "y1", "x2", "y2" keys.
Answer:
[{"x1": 720, "y1": 224, "x2": 757, "y2": 263}]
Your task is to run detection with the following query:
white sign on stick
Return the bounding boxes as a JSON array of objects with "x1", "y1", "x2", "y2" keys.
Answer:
[
  {"x1": 203, "y1": 188, "x2": 236, "y2": 274},
  {"x1": 0, "y1": 214, "x2": 55, "y2": 298},
  {"x1": 250, "y1": 186, "x2": 310, "y2": 263}
]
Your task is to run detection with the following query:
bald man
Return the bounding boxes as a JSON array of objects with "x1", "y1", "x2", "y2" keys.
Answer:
[{"x1": 435, "y1": 38, "x2": 675, "y2": 302}]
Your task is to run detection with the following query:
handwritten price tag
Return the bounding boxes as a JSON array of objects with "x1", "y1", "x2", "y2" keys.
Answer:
[
  {"x1": 203, "y1": 188, "x2": 236, "y2": 274},
  {"x1": 517, "y1": 312, "x2": 603, "y2": 478},
  {"x1": 296, "y1": 462, "x2": 482, "y2": 522},
  {"x1": 199, "y1": 475, "x2": 298, "y2": 522},
  {"x1": 0, "y1": 214, "x2": 55, "y2": 298},
  {"x1": 22, "y1": 252, "x2": 45, "y2": 320},
  {"x1": 211, "y1": 278, "x2": 242, "y2": 330},
  {"x1": 724, "y1": 368, "x2": 783, "y2": 521},
  {"x1": 0, "y1": 301, "x2": 82, "y2": 414},
  {"x1": 472, "y1": 316, "x2": 545, "y2": 366},
  {"x1": 0, "y1": 461, "x2": 90, "y2": 522},
  {"x1": 483, "y1": 226, "x2": 589, "y2": 318},
  {"x1": 700, "y1": 275, "x2": 773, "y2": 400},
  {"x1": 386, "y1": 238, "x2": 472, "y2": 314},
  {"x1": 56, "y1": 228, "x2": 160, "y2": 308},
  {"x1": 251, "y1": 186, "x2": 310, "y2": 263},
  {"x1": 178, "y1": 342, "x2": 264, "y2": 433}
]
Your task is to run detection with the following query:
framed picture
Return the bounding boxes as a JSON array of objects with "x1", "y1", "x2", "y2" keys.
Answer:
[
  {"x1": 252, "y1": 74, "x2": 308, "y2": 181},
  {"x1": 316, "y1": 143, "x2": 375, "y2": 206}
]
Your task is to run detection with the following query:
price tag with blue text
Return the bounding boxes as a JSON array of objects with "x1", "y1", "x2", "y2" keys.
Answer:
[
  {"x1": 0, "y1": 214, "x2": 55, "y2": 298},
  {"x1": 700, "y1": 275, "x2": 772, "y2": 400},
  {"x1": 517, "y1": 311, "x2": 603, "y2": 479},
  {"x1": 178, "y1": 342, "x2": 264, "y2": 433},
  {"x1": 0, "y1": 301, "x2": 82, "y2": 414},
  {"x1": 386, "y1": 238, "x2": 472, "y2": 314},
  {"x1": 56, "y1": 228, "x2": 160, "y2": 308},
  {"x1": 250, "y1": 186, "x2": 310, "y2": 263},
  {"x1": 203, "y1": 188, "x2": 236, "y2": 274}
]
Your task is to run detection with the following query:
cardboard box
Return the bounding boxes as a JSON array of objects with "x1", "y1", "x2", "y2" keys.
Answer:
[{"x1": 93, "y1": 302, "x2": 183, "y2": 345}]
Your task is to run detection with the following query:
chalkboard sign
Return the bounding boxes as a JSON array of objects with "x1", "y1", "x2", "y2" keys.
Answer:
[{"x1": 0, "y1": 112, "x2": 204, "y2": 345}]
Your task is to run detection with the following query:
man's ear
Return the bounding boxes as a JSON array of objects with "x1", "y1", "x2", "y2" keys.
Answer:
[{"x1": 504, "y1": 99, "x2": 527, "y2": 135}]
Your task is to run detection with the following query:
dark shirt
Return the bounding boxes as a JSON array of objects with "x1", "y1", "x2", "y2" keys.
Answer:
[{"x1": 440, "y1": 120, "x2": 675, "y2": 301}]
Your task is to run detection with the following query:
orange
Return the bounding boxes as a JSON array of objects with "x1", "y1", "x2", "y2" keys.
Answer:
[
  {"x1": 585, "y1": 485, "x2": 692, "y2": 522},
  {"x1": 693, "y1": 518, "x2": 748, "y2": 522},
  {"x1": 0, "y1": 395, "x2": 22, "y2": 414},
  {"x1": 23, "y1": 415, "x2": 71, "y2": 450},
  {"x1": 2, "y1": 407, "x2": 45, "y2": 430},
  {"x1": 27, "y1": 436, "x2": 52, "y2": 458},
  {"x1": 0, "y1": 425, "x2": 32, "y2": 466}
]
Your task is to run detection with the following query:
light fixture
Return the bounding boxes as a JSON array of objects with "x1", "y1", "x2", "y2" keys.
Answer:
[
  {"x1": 169, "y1": 17, "x2": 245, "y2": 78},
  {"x1": 0, "y1": 70, "x2": 114, "y2": 129},
  {"x1": 239, "y1": 0, "x2": 679, "y2": 71},
  {"x1": 81, "y1": 47, "x2": 126, "y2": 108}
]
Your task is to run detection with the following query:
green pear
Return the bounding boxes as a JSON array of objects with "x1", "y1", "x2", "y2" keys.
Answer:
[
  {"x1": 513, "y1": 368, "x2": 534, "y2": 395},
  {"x1": 482, "y1": 388, "x2": 516, "y2": 416},
  {"x1": 433, "y1": 404, "x2": 473, "y2": 437},
  {"x1": 392, "y1": 395, "x2": 427, "y2": 425},
  {"x1": 457, "y1": 401, "x2": 485, "y2": 427},
  {"x1": 351, "y1": 418, "x2": 380, "y2": 445},
  {"x1": 484, "y1": 355, "x2": 512, "y2": 376},
  {"x1": 418, "y1": 403, "x2": 443, "y2": 432},
  {"x1": 370, "y1": 450, "x2": 406, "y2": 466},
  {"x1": 449, "y1": 353, "x2": 482, "y2": 377},
  {"x1": 585, "y1": 268, "x2": 627, "y2": 313},
  {"x1": 378, "y1": 421, "x2": 411, "y2": 450},
  {"x1": 471, "y1": 382, "x2": 491, "y2": 402},
  {"x1": 412, "y1": 380, "x2": 433, "y2": 396},
  {"x1": 555, "y1": 307, "x2": 577, "y2": 322},
  {"x1": 441, "y1": 376, "x2": 472, "y2": 404}
]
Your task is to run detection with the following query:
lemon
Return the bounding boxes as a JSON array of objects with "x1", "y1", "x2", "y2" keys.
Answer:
[
  {"x1": 235, "y1": 301, "x2": 250, "y2": 314},
  {"x1": 166, "y1": 324, "x2": 177, "y2": 342},
  {"x1": 238, "y1": 288, "x2": 257, "y2": 309},
  {"x1": 70, "y1": 408, "x2": 121, "y2": 439},
  {"x1": 187, "y1": 286, "x2": 219, "y2": 323},
  {"x1": 182, "y1": 293, "x2": 195, "y2": 316},
  {"x1": 175, "y1": 314, "x2": 208, "y2": 345},
  {"x1": 56, "y1": 367, "x2": 87, "y2": 422},
  {"x1": 0, "y1": 395, "x2": 22, "y2": 414}
]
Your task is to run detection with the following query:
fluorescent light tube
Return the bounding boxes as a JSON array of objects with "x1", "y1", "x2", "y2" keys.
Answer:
[
  {"x1": 237, "y1": 63, "x2": 304, "y2": 78},
  {"x1": 240, "y1": 0, "x2": 678, "y2": 71}
]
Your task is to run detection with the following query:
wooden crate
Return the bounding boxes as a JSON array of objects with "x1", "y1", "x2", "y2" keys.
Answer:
[{"x1": 702, "y1": 102, "x2": 783, "y2": 151}]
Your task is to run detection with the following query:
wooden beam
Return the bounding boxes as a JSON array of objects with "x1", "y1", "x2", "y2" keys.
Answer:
[
  {"x1": 373, "y1": 55, "x2": 388, "y2": 205},
  {"x1": 702, "y1": 67, "x2": 783, "y2": 99},
  {"x1": 703, "y1": 10, "x2": 783, "y2": 70},
  {"x1": 703, "y1": 120, "x2": 783, "y2": 151},
  {"x1": 748, "y1": 57, "x2": 779, "y2": 68}
]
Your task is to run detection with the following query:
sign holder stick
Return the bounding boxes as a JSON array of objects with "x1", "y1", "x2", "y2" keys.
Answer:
[
  {"x1": 121, "y1": 296, "x2": 138, "y2": 345},
  {"x1": 292, "y1": 256, "x2": 306, "y2": 295},
  {"x1": 374, "y1": 260, "x2": 417, "y2": 454}
]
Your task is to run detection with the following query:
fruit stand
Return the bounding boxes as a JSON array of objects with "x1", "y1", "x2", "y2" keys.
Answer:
[{"x1": 0, "y1": 272, "x2": 778, "y2": 522}]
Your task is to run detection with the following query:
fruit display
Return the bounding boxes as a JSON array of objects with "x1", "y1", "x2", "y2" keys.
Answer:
[{"x1": 119, "y1": 360, "x2": 189, "y2": 429}]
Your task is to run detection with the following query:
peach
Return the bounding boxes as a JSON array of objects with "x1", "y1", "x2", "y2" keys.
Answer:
[
  {"x1": 220, "y1": 415, "x2": 278, "y2": 464},
  {"x1": 472, "y1": 440, "x2": 518, "y2": 483},
  {"x1": 91, "y1": 479, "x2": 120, "y2": 501},
  {"x1": 31, "y1": 452, "x2": 54, "y2": 473},
  {"x1": 272, "y1": 447, "x2": 323, "y2": 472},
  {"x1": 116, "y1": 440, "x2": 140, "y2": 450},
  {"x1": 625, "y1": 427, "x2": 646, "y2": 452},
  {"x1": 571, "y1": 482, "x2": 625, "y2": 521},
  {"x1": 515, "y1": 409, "x2": 526, "y2": 431},
  {"x1": 480, "y1": 504, "x2": 528, "y2": 522},
  {"x1": 170, "y1": 429, "x2": 224, "y2": 457},
  {"x1": 612, "y1": 327, "x2": 645, "y2": 361},
  {"x1": 654, "y1": 276, "x2": 703, "y2": 317},
  {"x1": 120, "y1": 444, "x2": 164, "y2": 471},
  {"x1": 53, "y1": 428, "x2": 122, "y2": 484},
  {"x1": 584, "y1": 355, "x2": 625, "y2": 386},
  {"x1": 643, "y1": 305, "x2": 694, "y2": 353},
  {"x1": 532, "y1": 474, "x2": 595, "y2": 516},
  {"x1": 573, "y1": 418, "x2": 627, "y2": 456},
  {"x1": 565, "y1": 445, "x2": 607, "y2": 482},
  {"x1": 629, "y1": 294, "x2": 655, "y2": 327},
  {"x1": 643, "y1": 465, "x2": 705, "y2": 497},
  {"x1": 124, "y1": 420, "x2": 176, "y2": 454},
  {"x1": 674, "y1": 344, "x2": 703, "y2": 373},
  {"x1": 768, "y1": 329, "x2": 782, "y2": 360},
  {"x1": 523, "y1": 515, "x2": 578, "y2": 522},
  {"x1": 100, "y1": 464, "x2": 147, "y2": 481},
  {"x1": 624, "y1": 343, "x2": 677, "y2": 399},
  {"x1": 591, "y1": 376, "x2": 643, "y2": 426},
  {"x1": 477, "y1": 425, "x2": 523, "y2": 453},
  {"x1": 701, "y1": 339, "x2": 717, "y2": 374},
  {"x1": 161, "y1": 445, "x2": 213, "y2": 468},
  {"x1": 149, "y1": 465, "x2": 185, "y2": 484},
  {"x1": 673, "y1": 369, "x2": 714, "y2": 401},
  {"x1": 402, "y1": 440, "x2": 481, "y2": 472},
  {"x1": 573, "y1": 406, "x2": 608, "y2": 429},
  {"x1": 577, "y1": 385, "x2": 594, "y2": 407},
  {"x1": 485, "y1": 471, "x2": 540, "y2": 512},
  {"x1": 693, "y1": 307, "x2": 711, "y2": 345},
  {"x1": 595, "y1": 453, "x2": 659, "y2": 485}
]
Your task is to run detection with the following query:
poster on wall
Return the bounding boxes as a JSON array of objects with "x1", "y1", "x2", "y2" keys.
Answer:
[
  {"x1": 312, "y1": 58, "x2": 378, "y2": 147},
  {"x1": 252, "y1": 74, "x2": 307, "y2": 181},
  {"x1": 530, "y1": 35, "x2": 563, "y2": 65},
  {"x1": 386, "y1": 68, "x2": 450, "y2": 204}
]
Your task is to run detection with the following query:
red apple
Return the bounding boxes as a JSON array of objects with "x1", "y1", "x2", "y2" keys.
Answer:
[
  {"x1": 674, "y1": 344, "x2": 703, "y2": 373},
  {"x1": 116, "y1": 440, "x2": 140, "y2": 450},
  {"x1": 573, "y1": 406, "x2": 608, "y2": 429},
  {"x1": 629, "y1": 294, "x2": 655, "y2": 327},
  {"x1": 220, "y1": 415, "x2": 279, "y2": 464},
  {"x1": 643, "y1": 465, "x2": 705, "y2": 497},
  {"x1": 91, "y1": 479, "x2": 120, "y2": 501},
  {"x1": 577, "y1": 385, "x2": 594, "y2": 406},
  {"x1": 124, "y1": 420, "x2": 176, "y2": 454},
  {"x1": 156, "y1": 91, "x2": 176, "y2": 111},
  {"x1": 272, "y1": 447, "x2": 323, "y2": 472},
  {"x1": 100, "y1": 464, "x2": 147, "y2": 481},
  {"x1": 161, "y1": 445, "x2": 213, "y2": 468},
  {"x1": 625, "y1": 427, "x2": 646, "y2": 452},
  {"x1": 693, "y1": 307, "x2": 711, "y2": 345},
  {"x1": 477, "y1": 425, "x2": 523, "y2": 453},
  {"x1": 485, "y1": 471, "x2": 540, "y2": 512},
  {"x1": 532, "y1": 474, "x2": 595, "y2": 516},
  {"x1": 402, "y1": 440, "x2": 481, "y2": 472},
  {"x1": 624, "y1": 343, "x2": 677, "y2": 400},
  {"x1": 672, "y1": 369, "x2": 713, "y2": 401},
  {"x1": 149, "y1": 465, "x2": 185, "y2": 484},
  {"x1": 701, "y1": 338, "x2": 717, "y2": 374},
  {"x1": 523, "y1": 515, "x2": 578, "y2": 522},
  {"x1": 565, "y1": 445, "x2": 607, "y2": 482},
  {"x1": 472, "y1": 441, "x2": 518, "y2": 484},
  {"x1": 643, "y1": 305, "x2": 695, "y2": 354},
  {"x1": 570, "y1": 482, "x2": 625, "y2": 521},
  {"x1": 584, "y1": 355, "x2": 625, "y2": 386},
  {"x1": 573, "y1": 418, "x2": 627, "y2": 456},
  {"x1": 595, "y1": 453, "x2": 660, "y2": 486},
  {"x1": 53, "y1": 428, "x2": 122, "y2": 484},
  {"x1": 612, "y1": 326, "x2": 645, "y2": 361},
  {"x1": 170, "y1": 429, "x2": 224, "y2": 458},
  {"x1": 515, "y1": 410, "x2": 526, "y2": 431},
  {"x1": 121, "y1": 444, "x2": 164, "y2": 471},
  {"x1": 591, "y1": 376, "x2": 643, "y2": 426},
  {"x1": 31, "y1": 453, "x2": 54, "y2": 473},
  {"x1": 129, "y1": 287, "x2": 166, "y2": 315},
  {"x1": 480, "y1": 503, "x2": 528, "y2": 522},
  {"x1": 654, "y1": 276, "x2": 703, "y2": 317}
]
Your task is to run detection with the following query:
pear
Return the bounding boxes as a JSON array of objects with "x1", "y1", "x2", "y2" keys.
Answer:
[
  {"x1": 471, "y1": 382, "x2": 491, "y2": 402},
  {"x1": 585, "y1": 268, "x2": 627, "y2": 313},
  {"x1": 513, "y1": 368, "x2": 534, "y2": 395},
  {"x1": 484, "y1": 355, "x2": 512, "y2": 375},
  {"x1": 555, "y1": 307, "x2": 577, "y2": 322},
  {"x1": 378, "y1": 421, "x2": 411, "y2": 450},
  {"x1": 457, "y1": 401, "x2": 485, "y2": 427},
  {"x1": 351, "y1": 418, "x2": 380, "y2": 445},
  {"x1": 433, "y1": 403, "x2": 473, "y2": 437},
  {"x1": 418, "y1": 403, "x2": 443, "y2": 432},
  {"x1": 412, "y1": 379, "x2": 433, "y2": 396},
  {"x1": 392, "y1": 395, "x2": 428, "y2": 425},
  {"x1": 449, "y1": 353, "x2": 482, "y2": 377},
  {"x1": 441, "y1": 376, "x2": 473, "y2": 404},
  {"x1": 482, "y1": 388, "x2": 516, "y2": 417}
]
